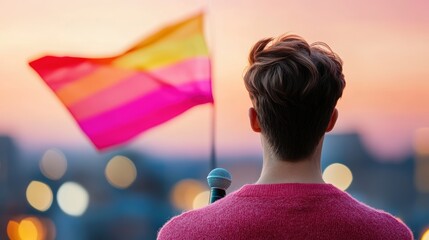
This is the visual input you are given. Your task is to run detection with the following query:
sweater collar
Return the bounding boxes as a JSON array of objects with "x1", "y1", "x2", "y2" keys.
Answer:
[{"x1": 234, "y1": 183, "x2": 342, "y2": 197}]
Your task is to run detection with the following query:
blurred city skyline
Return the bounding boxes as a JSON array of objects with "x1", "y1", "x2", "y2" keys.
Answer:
[{"x1": 1, "y1": 130, "x2": 429, "y2": 239}]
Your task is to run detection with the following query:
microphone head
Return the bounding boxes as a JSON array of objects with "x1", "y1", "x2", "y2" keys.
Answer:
[{"x1": 207, "y1": 168, "x2": 232, "y2": 190}]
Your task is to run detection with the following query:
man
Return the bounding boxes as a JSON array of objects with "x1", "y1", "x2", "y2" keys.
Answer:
[{"x1": 158, "y1": 35, "x2": 413, "y2": 239}]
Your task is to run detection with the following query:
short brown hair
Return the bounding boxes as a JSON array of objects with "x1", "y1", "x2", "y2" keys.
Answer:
[{"x1": 244, "y1": 35, "x2": 345, "y2": 160}]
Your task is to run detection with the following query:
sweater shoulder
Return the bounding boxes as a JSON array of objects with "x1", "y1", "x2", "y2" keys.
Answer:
[
  {"x1": 333, "y1": 193, "x2": 413, "y2": 239},
  {"x1": 157, "y1": 208, "x2": 205, "y2": 240},
  {"x1": 157, "y1": 194, "x2": 237, "y2": 240}
]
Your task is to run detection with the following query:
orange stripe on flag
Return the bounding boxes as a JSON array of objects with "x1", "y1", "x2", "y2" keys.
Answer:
[{"x1": 56, "y1": 67, "x2": 135, "y2": 106}]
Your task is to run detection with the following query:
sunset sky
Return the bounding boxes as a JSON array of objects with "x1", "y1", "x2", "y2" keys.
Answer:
[{"x1": 1, "y1": 0, "x2": 428, "y2": 160}]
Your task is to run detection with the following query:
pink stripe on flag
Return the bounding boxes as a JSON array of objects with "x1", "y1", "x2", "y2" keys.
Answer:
[
  {"x1": 88, "y1": 93, "x2": 212, "y2": 149},
  {"x1": 77, "y1": 79, "x2": 212, "y2": 140},
  {"x1": 68, "y1": 57, "x2": 211, "y2": 120},
  {"x1": 68, "y1": 72, "x2": 161, "y2": 120},
  {"x1": 150, "y1": 57, "x2": 210, "y2": 85}
]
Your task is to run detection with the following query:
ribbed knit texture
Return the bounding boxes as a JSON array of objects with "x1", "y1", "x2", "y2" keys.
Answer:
[{"x1": 158, "y1": 183, "x2": 413, "y2": 240}]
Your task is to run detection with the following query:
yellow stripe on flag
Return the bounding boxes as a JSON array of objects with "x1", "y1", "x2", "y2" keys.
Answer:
[
  {"x1": 124, "y1": 13, "x2": 204, "y2": 52},
  {"x1": 112, "y1": 33, "x2": 208, "y2": 70}
]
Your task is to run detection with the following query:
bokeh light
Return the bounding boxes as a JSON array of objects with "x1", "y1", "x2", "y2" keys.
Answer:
[
  {"x1": 7, "y1": 220, "x2": 20, "y2": 240},
  {"x1": 26, "y1": 181, "x2": 53, "y2": 212},
  {"x1": 192, "y1": 190, "x2": 210, "y2": 210},
  {"x1": 16, "y1": 217, "x2": 47, "y2": 240},
  {"x1": 57, "y1": 182, "x2": 89, "y2": 216},
  {"x1": 7, "y1": 217, "x2": 51, "y2": 240},
  {"x1": 421, "y1": 228, "x2": 429, "y2": 240},
  {"x1": 39, "y1": 148, "x2": 68, "y2": 180},
  {"x1": 414, "y1": 128, "x2": 429, "y2": 156},
  {"x1": 323, "y1": 163, "x2": 353, "y2": 191},
  {"x1": 105, "y1": 155, "x2": 137, "y2": 189},
  {"x1": 171, "y1": 179, "x2": 207, "y2": 211},
  {"x1": 18, "y1": 218, "x2": 38, "y2": 240}
]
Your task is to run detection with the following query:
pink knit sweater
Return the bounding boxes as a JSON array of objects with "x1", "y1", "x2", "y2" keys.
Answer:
[{"x1": 158, "y1": 183, "x2": 413, "y2": 240}]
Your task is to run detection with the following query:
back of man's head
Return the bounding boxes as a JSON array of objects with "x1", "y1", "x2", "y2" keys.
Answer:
[{"x1": 244, "y1": 34, "x2": 346, "y2": 161}]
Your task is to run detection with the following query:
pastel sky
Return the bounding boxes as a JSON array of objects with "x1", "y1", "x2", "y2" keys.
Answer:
[{"x1": 1, "y1": 0, "x2": 428, "y2": 160}]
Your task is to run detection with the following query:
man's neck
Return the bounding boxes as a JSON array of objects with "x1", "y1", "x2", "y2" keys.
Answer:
[{"x1": 256, "y1": 141, "x2": 325, "y2": 184}]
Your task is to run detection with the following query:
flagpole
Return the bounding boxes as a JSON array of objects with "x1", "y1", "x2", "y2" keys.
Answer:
[
  {"x1": 205, "y1": 0, "x2": 217, "y2": 171},
  {"x1": 210, "y1": 102, "x2": 216, "y2": 170}
]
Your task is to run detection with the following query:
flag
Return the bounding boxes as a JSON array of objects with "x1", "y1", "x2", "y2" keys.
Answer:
[{"x1": 29, "y1": 13, "x2": 213, "y2": 150}]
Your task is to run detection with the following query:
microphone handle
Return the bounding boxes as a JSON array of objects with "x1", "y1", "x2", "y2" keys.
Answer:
[{"x1": 209, "y1": 188, "x2": 226, "y2": 204}]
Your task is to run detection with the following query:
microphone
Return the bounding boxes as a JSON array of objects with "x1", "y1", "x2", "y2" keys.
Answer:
[{"x1": 207, "y1": 168, "x2": 232, "y2": 204}]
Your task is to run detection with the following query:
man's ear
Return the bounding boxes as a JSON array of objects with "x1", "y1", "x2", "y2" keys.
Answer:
[
  {"x1": 326, "y1": 108, "x2": 338, "y2": 132},
  {"x1": 249, "y1": 107, "x2": 261, "y2": 132}
]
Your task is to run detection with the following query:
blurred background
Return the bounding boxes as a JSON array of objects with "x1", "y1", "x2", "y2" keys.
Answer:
[{"x1": 1, "y1": 0, "x2": 429, "y2": 239}]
